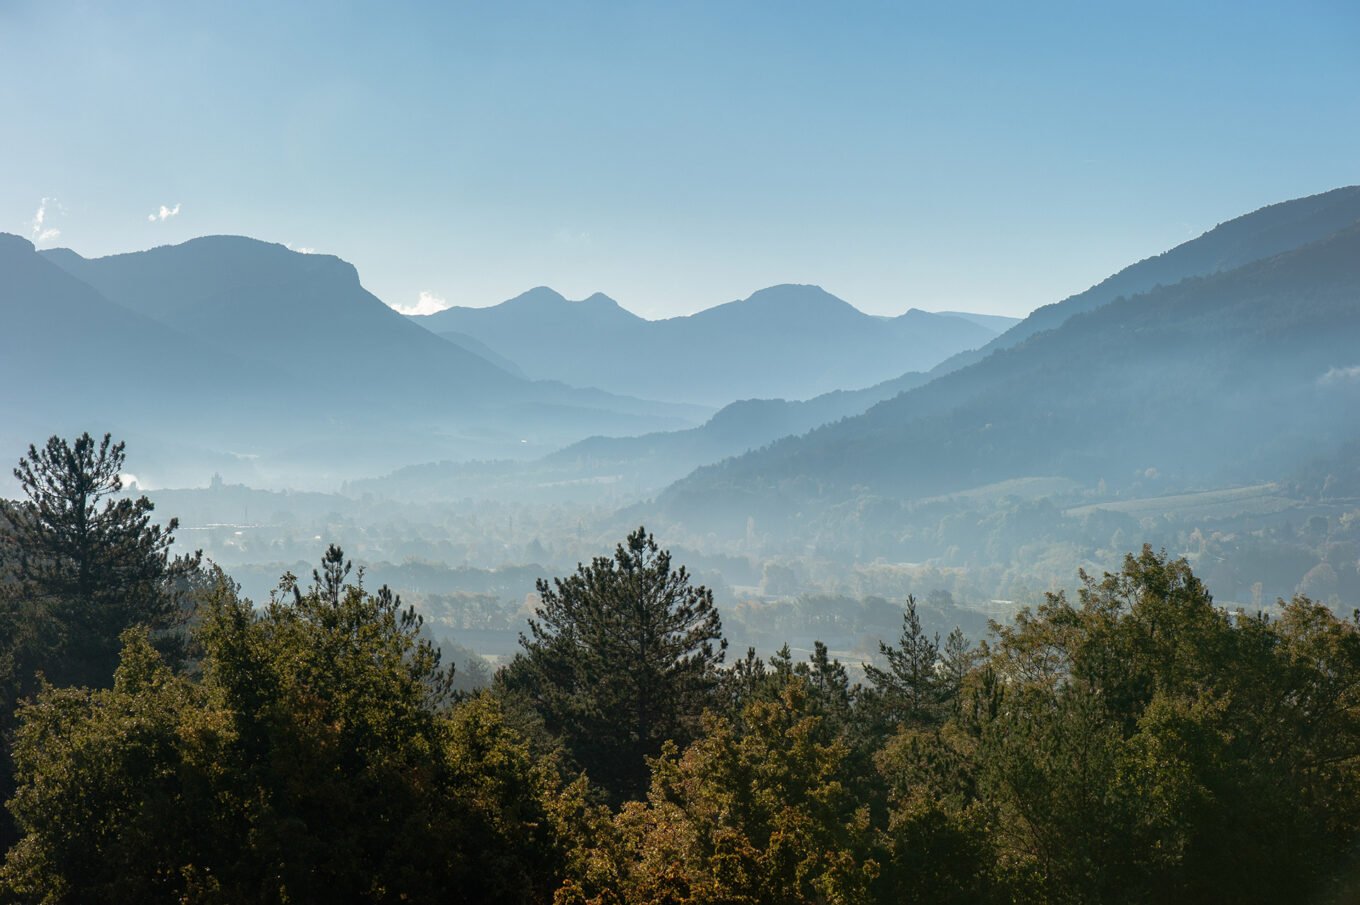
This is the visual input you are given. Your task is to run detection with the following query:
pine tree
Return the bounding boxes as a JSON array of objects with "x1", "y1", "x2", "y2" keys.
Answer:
[
  {"x1": 501, "y1": 526, "x2": 726, "y2": 798},
  {"x1": 864, "y1": 595, "x2": 944, "y2": 728},
  {"x1": 0, "y1": 432, "x2": 199, "y2": 689}
]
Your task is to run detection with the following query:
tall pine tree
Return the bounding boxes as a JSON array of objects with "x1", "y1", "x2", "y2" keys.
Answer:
[
  {"x1": 501, "y1": 526, "x2": 726, "y2": 798},
  {"x1": 0, "y1": 432, "x2": 199, "y2": 689}
]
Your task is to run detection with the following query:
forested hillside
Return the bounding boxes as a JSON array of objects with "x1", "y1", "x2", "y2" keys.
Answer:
[
  {"x1": 660, "y1": 223, "x2": 1360, "y2": 529},
  {"x1": 932, "y1": 185, "x2": 1360, "y2": 375}
]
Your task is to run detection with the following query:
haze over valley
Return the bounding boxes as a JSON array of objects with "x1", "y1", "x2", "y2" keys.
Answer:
[
  {"x1": 6, "y1": 184, "x2": 1358, "y2": 632},
  {"x1": 4, "y1": 3, "x2": 1360, "y2": 900}
]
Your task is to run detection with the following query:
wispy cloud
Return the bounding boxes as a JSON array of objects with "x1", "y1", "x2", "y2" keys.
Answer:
[
  {"x1": 391, "y1": 290, "x2": 451, "y2": 316},
  {"x1": 1320, "y1": 365, "x2": 1360, "y2": 386},
  {"x1": 30, "y1": 197, "x2": 61, "y2": 243},
  {"x1": 147, "y1": 203, "x2": 181, "y2": 222},
  {"x1": 552, "y1": 227, "x2": 593, "y2": 247},
  {"x1": 285, "y1": 242, "x2": 317, "y2": 254}
]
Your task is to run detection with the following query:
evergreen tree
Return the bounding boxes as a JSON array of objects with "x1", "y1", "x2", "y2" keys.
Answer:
[
  {"x1": 864, "y1": 596, "x2": 946, "y2": 728},
  {"x1": 0, "y1": 432, "x2": 199, "y2": 688},
  {"x1": 0, "y1": 432, "x2": 198, "y2": 852},
  {"x1": 501, "y1": 526, "x2": 726, "y2": 798},
  {"x1": 1, "y1": 554, "x2": 579, "y2": 904}
]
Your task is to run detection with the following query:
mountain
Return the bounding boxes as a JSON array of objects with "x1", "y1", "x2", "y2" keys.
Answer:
[
  {"x1": 933, "y1": 311, "x2": 1022, "y2": 333},
  {"x1": 40, "y1": 238, "x2": 518, "y2": 397},
  {"x1": 657, "y1": 220, "x2": 1360, "y2": 532},
  {"x1": 931, "y1": 185, "x2": 1360, "y2": 377},
  {"x1": 412, "y1": 284, "x2": 1000, "y2": 406},
  {"x1": 436, "y1": 331, "x2": 528, "y2": 379},
  {"x1": 0, "y1": 234, "x2": 309, "y2": 489},
  {"x1": 15, "y1": 236, "x2": 708, "y2": 487},
  {"x1": 347, "y1": 369, "x2": 933, "y2": 504}
]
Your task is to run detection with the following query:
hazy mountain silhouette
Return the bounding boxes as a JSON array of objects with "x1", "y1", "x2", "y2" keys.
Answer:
[
  {"x1": 0, "y1": 234, "x2": 316, "y2": 487},
  {"x1": 931, "y1": 185, "x2": 1360, "y2": 377},
  {"x1": 657, "y1": 217, "x2": 1360, "y2": 531},
  {"x1": 412, "y1": 284, "x2": 999, "y2": 406},
  {"x1": 933, "y1": 311, "x2": 1022, "y2": 332},
  {"x1": 435, "y1": 331, "x2": 528, "y2": 379},
  {"x1": 348, "y1": 369, "x2": 934, "y2": 503},
  {"x1": 18, "y1": 236, "x2": 712, "y2": 486}
]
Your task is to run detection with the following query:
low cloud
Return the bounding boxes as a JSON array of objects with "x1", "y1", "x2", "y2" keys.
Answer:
[
  {"x1": 286, "y1": 242, "x2": 317, "y2": 254},
  {"x1": 1320, "y1": 365, "x2": 1360, "y2": 386},
  {"x1": 147, "y1": 203, "x2": 181, "y2": 222},
  {"x1": 30, "y1": 197, "x2": 61, "y2": 243},
  {"x1": 391, "y1": 290, "x2": 451, "y2": 316}
]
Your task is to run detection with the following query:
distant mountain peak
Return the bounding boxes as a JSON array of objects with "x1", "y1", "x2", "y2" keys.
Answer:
[
  {"x1": 745, "y1": 283, "x2": 840, "y2": 302},
  {"x1": 723, "y1": 284, "x2": 861, "y2": 318},
  {"x1": 40, "y1": 234, "x2": 363, "y2": 292},
  {"x1": 503, "y1": 286, "x2": 568, "y2": 307},
  {"x1": 581, "y1": 291, "x2": 623, "y2": 309},
  {"x1": 0, "y1": 232, "x2": 36, "y2": 256}
]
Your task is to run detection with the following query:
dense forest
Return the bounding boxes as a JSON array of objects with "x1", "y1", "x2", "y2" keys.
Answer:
[{"x1": 3, "y1": 433, "x2": 1360, "y2": 904}]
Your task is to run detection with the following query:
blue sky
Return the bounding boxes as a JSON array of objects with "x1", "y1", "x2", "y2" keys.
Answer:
[{"x1": 2, "y1": 1, "x2": 1357, "y2": 318}]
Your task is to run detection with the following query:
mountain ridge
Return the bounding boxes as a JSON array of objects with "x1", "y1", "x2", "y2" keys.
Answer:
[
  {"x1": 412, "y1": 282, "x2": 1000, "y2": 406},
  {"x1": 656, "y1": 220, "x2": 1360, "y2": 532},
  {"x1": 927, "y1": 185, "x2": 1360, "y2": 378}
]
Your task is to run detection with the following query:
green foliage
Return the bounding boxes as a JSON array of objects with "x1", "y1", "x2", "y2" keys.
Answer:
[
  {"x1": 1, "y1": 432, "x2": 200, "y2": 688},
  {"x1": 501, "y1": 527, "x2": 726, "y2": 799},
  {"x1": 5, "y1": 520, "x2": 1360, "y2": 904},
  {"x1": 971, "y1": 546, "x2": 1360, "y2": 903},
  {"x1": 564, "y1": 678, "x2": 879, "y2": 905},
  {"x1": 0, "y1": 432, "x2": 201, "y2": 851},
  {"x1": 873, "y1": 725, "x2": 999, "y2": 904},
  {"x1": 863, "y1": 595, "x2": 949, "y2": 728},
  {"x1": 1, "y1": 551, "x2": 577, "y2": 904}
]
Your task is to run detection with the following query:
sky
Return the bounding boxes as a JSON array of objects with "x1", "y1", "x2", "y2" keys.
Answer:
[{"x1": 2, "y1": 0, "x2": 1358, "y2": 320}]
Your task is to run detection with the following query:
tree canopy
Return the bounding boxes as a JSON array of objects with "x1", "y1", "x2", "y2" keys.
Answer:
[
  {"x1": 3, "y1": 472, "x2": 1360, "y2": 905},
  {"x1": 502, "y1": 527, "x2": 727, "y2": 798}
]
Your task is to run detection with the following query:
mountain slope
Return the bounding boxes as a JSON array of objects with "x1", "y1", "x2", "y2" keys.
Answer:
[
  {"x1": 931, "y1": 185, "x2": 1360, "y2": 376},
  {"x1": 0, "y1": 234, "x2": 313, "y2": 487},
  {"x1": 934, "y1": 311, "x2": 1023, "y2": 333},
  {"x1": 659, "y1": 223, "x2": 1360, "y2": 529},
  {"x1": 43, "y1": 238, "x2": 532, "y2": 403},
  {"x1": 40, "y1": 237, "x2": 705, "y2": 421},
  {"x1": 19, "y1": 236, "x2": 710, "y2": 485},
  {"x1": 435, "y1": 331, "x2": 528, "y2": 379},
  {"x1": 350, "y1": 368, "x2": 933, "y2": 503},
  {"x1": 413, "y1": 284, "x2": 999, "y2": 406}
]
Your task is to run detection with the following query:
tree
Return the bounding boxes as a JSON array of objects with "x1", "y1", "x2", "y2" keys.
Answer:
[
  {"x1": 501, "y1": 527, "x2": 726, "y2": 798},
  {"x1": 0, "y1": 432, "x2": 199, "y2": 688},
  {"x1": 863, "y1": 596, "x2": 946, "y2": 729},
  {"x1": 0, "y1": 432, "x2": 199, "y2": 852},
  {"x1": 1, "y1": 552, "x2": 579, "y2": 903},
  {"x1": 974, "y1": 547, "x2": 1360, "y2": 903},
  {"x1": 560, "y1": 679, "x2": 880, "y2": 905}
]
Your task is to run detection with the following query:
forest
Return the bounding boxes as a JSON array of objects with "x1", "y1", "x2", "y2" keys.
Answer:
[{"x1": 3, "y1": 433, "x2": 1360, "y2": 904}]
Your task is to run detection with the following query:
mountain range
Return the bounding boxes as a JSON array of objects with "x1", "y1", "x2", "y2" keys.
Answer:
[
  {"x1": 3, "y1": 236, "x2": 706, "y2": 487},
  {"x1": 930, "y1": 185, "x2": 1360, "y2": 377},
  {"x1": 354, "y1": 187, "x2": 1360, "y2": 516},
  {"x1": 654, "y1": 187, "x2": 1360, "y2": 535},
  {"x1": 411, "y1": 285, "x2": 1009, "y2": 406},
  {"x1": 2, "y1": 234, "x2": 1004, "y2": 489}
]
